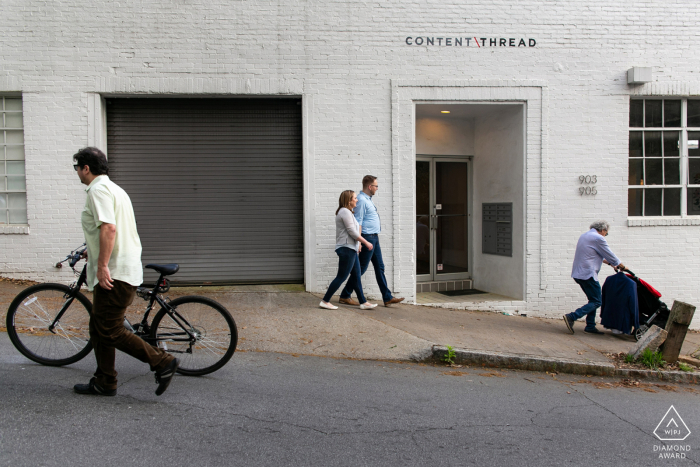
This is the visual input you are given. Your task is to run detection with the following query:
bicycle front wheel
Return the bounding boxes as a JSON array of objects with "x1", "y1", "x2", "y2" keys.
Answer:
[
  {"x1": 6, "y1": 283, "x2": 93, "y2": 366},
  {"x1": 150, "y1": 296, "x2": 237, "y2": 376}
]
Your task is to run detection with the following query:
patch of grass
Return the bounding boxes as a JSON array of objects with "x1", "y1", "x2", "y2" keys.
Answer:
[
  {"x1": 678, "y1": 362, "x2": 694, "y2": 372},
  {"x1": 442, "y1": 345, "x2": 456, "y2": 365},
  {"x1": 639, "y1": 349, "x2": 666, "y2": 370},
  {"x1": 624, "y1": 354, "x2": 635, "y2": 364}
]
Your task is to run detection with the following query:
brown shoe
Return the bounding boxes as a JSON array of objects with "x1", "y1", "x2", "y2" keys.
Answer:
[
  {"x1": 339, "y1": 298, "x2": 360, "y2": 306},
  {"x1": 384, "y1": 297, "x2": 405, "y2": 307}
]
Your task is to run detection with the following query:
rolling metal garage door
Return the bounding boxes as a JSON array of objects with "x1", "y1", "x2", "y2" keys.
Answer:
[{"x1": 106, "y1": 98, "x2": 303, "y2": 285}]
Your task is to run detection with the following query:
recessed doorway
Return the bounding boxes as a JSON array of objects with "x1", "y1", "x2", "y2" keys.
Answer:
[{"x1": 415, "y1": 102, "x2": 525, "y2": 299}]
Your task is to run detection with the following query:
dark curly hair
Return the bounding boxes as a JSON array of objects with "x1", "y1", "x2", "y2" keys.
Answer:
[{"x1": 73, "y1": 147, "x2": 109, "y2": 176}]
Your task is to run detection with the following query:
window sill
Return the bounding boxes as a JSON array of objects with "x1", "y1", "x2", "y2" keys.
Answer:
[
  {"x1": 0, "y1": 224, "x2": 30, "y2": 234},
  {"x1": 627, "y1": 218, "x2": 700, "y2": 227}
]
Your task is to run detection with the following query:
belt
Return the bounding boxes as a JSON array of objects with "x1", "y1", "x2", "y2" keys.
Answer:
[{"x1": 364, "y1": 233, "x2": 379, "y2": 236}]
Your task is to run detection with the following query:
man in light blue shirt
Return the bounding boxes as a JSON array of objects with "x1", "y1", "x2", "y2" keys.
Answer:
[
  {"x1": 339, "y1": 175, "x2": 404, "y2": 307},
  {"x1": 564, "y1": 221, "x2": 625, "y2": 335}
]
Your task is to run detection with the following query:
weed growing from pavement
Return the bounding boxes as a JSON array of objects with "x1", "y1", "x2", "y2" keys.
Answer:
[
  {"x1": 678, "y1": 362, "x2": 693, "y2": 372},
  {"x1": 442, "y1": 345, "x2": 456, "y2": 365},
  {"x1": 624, "y1": 354, "x2": 635, "y2": 364},
  {"x1": 639, "y1": 349, "x2": 666, "y2": 370}
]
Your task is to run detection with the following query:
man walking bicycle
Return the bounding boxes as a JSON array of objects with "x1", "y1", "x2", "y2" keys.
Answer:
[
  {"x1": 339, "y1": 175, "x2": 404, "y2": 307},
  {"x1": 72, "y1": 147, "x2": 178, "y2": 396}
]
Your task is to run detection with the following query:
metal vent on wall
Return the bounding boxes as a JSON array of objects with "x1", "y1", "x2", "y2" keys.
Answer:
[
  {"x1": 482, "y1": 203, "x2": 512, "y2": 257},
  {"x1": 106, "y1": 98, "x2": 304, "y2": 285}
]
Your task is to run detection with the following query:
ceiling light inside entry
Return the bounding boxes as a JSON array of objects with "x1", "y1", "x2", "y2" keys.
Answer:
[{"x1": 440, "y1": 110, "x2": 450, "y2": 113}]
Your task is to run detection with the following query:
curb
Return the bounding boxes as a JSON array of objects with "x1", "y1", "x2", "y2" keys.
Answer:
[
  {"x1": 432, "y1": 345, "x2": 615, "y2": 376},
  {"x1": 432, "y1": 345, "x2": 699, "y2": 383},
  {"x1": 613, "y1": 368, "x2": 700, "y2": 384}
]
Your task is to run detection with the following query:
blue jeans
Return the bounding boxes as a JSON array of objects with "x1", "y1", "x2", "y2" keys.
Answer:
[
  {"x1": 323, "y1": 247, "x2": 366, "y2": 304},
  {"x1": 340, "y1": 234, "x2": 393, "y2": 303},
  {"x1": 569, "y1": 277, "x2": 602, "y2": 331}
]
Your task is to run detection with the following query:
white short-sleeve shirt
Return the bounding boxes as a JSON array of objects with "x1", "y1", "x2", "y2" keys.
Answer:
[{"x1": 81, "y1": 175, "x2": 143, "y2": 291}]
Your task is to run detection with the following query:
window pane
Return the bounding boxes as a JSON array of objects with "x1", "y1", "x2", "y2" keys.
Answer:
[
  {"x1": 664, "y1": 100, "x2": 681, "y2": 127},
  {"x1": 8, "y1": 193, "x2": 26, "y2": 209},
  {"x1": 664, "y1": 159, "x2": 680, "y2": 185},
  {"x1": 4, "y1": 98, "x2": 22, "y2": 111},
  {"x1": 3, "y1": 113, "x2": 23, "y2": 129},
  {"x1": 0, "y1": 164, "x2": 4, "y2": 175},
  {"x1": 644, "y1": 131, "x2": 661, "y2": 157},
  {"x1": 0, "y1": 193, "x2": 6, "y2": 209},
  {"x1": 645, "y1": 159, "x2": 662, "y2": 185},
  {"x1": 630, "y1": 100, "x2": 643, "y2": 127},
  {"x1": 644, "y1": 189, "x2": 662, "y2": 216},
  {"x1": 9, "y1": 209, "x2": 27, "y2": 224},
  {"x1": 6, "y1": 161, "x2": 24, "y2": 175},
  {"x1": 5, "y1": 130, "x2": 23, "y2": 144},
  {"x1": 7, "y1": 176, "x2": 25, "y2": 190},
  {"x1": 629, "y1": 159, "x2": 643, "y2": 185},
  {"x1": 688, "y1": 100, "x2": 700, "y2": 127},
  {"x1": 5, "y1": 145, "x2": 24, "y2": 160},
  {"x1": 689, "y1": 132, "x2": 700, "y2": 158},
  {"x1": 629, "y1": 132, "x2": 643, "y2": 157},
  {"x1": 690, "y1": 158, "x2": 700, "y2": 184},
  {"x1": 645, "y1": 100, "x2": 662, "y2": 127},
  {"x1": 688, "y1": 187, "x2": 700, "y2": 214},
  {"x1": 663, "y1": 188, "x2": 681, "y2": 216},
  {"x1": 628, "y1": 189, "x2": 643, "y2": 216},
  {"x1": 663, "y1": 131, "x2": 679, "y2": 157}
]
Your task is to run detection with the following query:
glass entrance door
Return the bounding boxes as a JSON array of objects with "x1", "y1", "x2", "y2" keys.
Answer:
[{"x1": 416, "y1": 157, "x2": 471, "y2": 281}]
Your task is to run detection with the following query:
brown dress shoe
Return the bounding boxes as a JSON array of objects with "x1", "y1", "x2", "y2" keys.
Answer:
[
  {"x1": 384, "y1": 297, "x2": 405, "y2": 307},
  {"x1": 339, "y1": 298, "x2": 360, "y2": 306}
]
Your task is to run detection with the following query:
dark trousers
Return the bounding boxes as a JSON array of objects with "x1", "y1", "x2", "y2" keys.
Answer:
[
  {"x1": 340, "y1": 234, "x2": 393, "y2": 302},
  {"x1": 323, "y1": 247, "x2": 366, "y2": 304},
  {"x1": 569, "y1": 277, "x2": 602, "y2": 331},
  {"x1": 90, "y1": 280, "x2": 172, "y2": 390}
]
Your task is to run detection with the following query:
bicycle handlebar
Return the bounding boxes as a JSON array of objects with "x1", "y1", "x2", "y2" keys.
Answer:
[{"x1": 55, "y1": 243, "x2": 87, "y2": 269}]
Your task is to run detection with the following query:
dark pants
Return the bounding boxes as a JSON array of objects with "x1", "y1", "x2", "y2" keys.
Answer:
[
  {"x1": 569, "y1": 277, "x2": 602, "y2": 331},
  {"x1": 90, "y1": 280, "x2": 172, "y2": 390},
  {"x1": 340, "y1": 234, "x2": 393, "y2": 303},
  {"x1": 323, "y1": 247, "x2": 366, "y2": 304}
]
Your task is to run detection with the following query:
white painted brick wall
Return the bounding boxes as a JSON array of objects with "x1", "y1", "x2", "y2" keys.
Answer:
[{"x1": 1, "y1": 1, "x2": 700, "y2": 328}]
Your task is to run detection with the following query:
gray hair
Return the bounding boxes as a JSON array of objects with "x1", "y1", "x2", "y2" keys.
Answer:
[{"x1": 590, "y1": 220, "x2": 610, "y2": 232}]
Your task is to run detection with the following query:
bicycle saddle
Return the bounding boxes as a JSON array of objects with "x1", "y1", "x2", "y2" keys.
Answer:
[{"x1": 145, "y1": 263, "x2": 180, "y2": 276}]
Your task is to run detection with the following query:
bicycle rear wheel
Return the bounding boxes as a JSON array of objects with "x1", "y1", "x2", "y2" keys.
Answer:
[
  {"x1": 6, "y1": 283, "x2": 93, "y2": 366},
  {"x1": 150, "y1": 296, "x2": 237, "y2": 376}
]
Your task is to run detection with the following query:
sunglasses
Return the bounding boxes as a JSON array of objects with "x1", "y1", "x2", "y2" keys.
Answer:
[{"x1": 73, "y1": 164, "x2": 82, "y2": 171}]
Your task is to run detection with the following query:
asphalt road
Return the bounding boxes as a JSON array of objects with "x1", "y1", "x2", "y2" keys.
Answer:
[{"x1": 0, "y1": 332, "x2": 698, "y2": 467}]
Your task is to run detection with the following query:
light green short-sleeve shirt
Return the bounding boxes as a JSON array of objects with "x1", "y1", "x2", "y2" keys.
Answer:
[{"x1": 81, "y1": 175, "x2": 143, "y2": 291}]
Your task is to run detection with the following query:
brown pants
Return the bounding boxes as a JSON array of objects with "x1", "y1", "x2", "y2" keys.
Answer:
[{"x1": 89, "y1": 280, "x2": 172, "y2": 391}]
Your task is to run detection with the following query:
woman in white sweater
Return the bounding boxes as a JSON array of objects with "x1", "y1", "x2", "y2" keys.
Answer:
[{"x1": 320, "y1": 190, "x2": 377, "y2": 310}]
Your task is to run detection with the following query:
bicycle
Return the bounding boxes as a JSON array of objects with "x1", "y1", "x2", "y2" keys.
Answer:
[{"x1": 5, "y1": 244, "x2": 238, "y2": 376}]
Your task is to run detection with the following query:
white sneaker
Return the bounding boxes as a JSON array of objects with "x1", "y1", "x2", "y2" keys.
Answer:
[
  {"x1": 611, "y1": 329, "x2": 623, "y2": 335},
  {"x1": 359, "y1": 302, "x2": 378, "y2": 310},
  {"x1": 319, "y1": 301, "x2": 338, "y2": 310}
]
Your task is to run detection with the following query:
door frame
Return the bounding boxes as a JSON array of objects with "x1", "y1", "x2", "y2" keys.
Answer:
[{"x1": 416, "y1": 155, "x2": 473, "y2": 282}]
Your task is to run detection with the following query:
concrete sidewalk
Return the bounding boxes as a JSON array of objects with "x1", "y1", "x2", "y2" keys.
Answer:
[{"x1": 1, "y1": 280, "x2": 698, "y2": 379}]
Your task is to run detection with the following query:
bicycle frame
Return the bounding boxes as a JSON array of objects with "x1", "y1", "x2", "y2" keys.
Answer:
[
  {"x1": 133, "y1": 275, "x2": 199, "y2": 349},
  {"x1": 52, "y1": 255, "x2": 198, "y2": 350}
]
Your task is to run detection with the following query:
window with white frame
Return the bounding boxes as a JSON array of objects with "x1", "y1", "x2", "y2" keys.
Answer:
[
  {"x1": 629, "y1": 98, "x2": 700, "y2": 216},
  {"x1": 0, "y1": 96, "x2": 27, "y2": 224}
]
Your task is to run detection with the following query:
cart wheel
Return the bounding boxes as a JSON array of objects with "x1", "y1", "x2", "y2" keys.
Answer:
[{"x1": 634, "y1": 325, "x2": 648, "y2": 341}]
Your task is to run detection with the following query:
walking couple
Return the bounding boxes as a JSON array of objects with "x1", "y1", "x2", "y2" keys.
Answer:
[{"x1": 320, "y1": 175, "x2": 404, "y2": 310}]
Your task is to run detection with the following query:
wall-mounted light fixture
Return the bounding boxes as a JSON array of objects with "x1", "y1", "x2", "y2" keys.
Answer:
[
  {"x1": 627, "y1": 67, "x2": 652, "y2": 84},
  {"x1": 440, "y1": 110, "x2": 450, "y2": 114}
]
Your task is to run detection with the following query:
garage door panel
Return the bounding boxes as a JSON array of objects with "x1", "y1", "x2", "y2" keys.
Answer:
[{"x1": 107, "y1": 98, "x2": 303, "y2": 285}]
